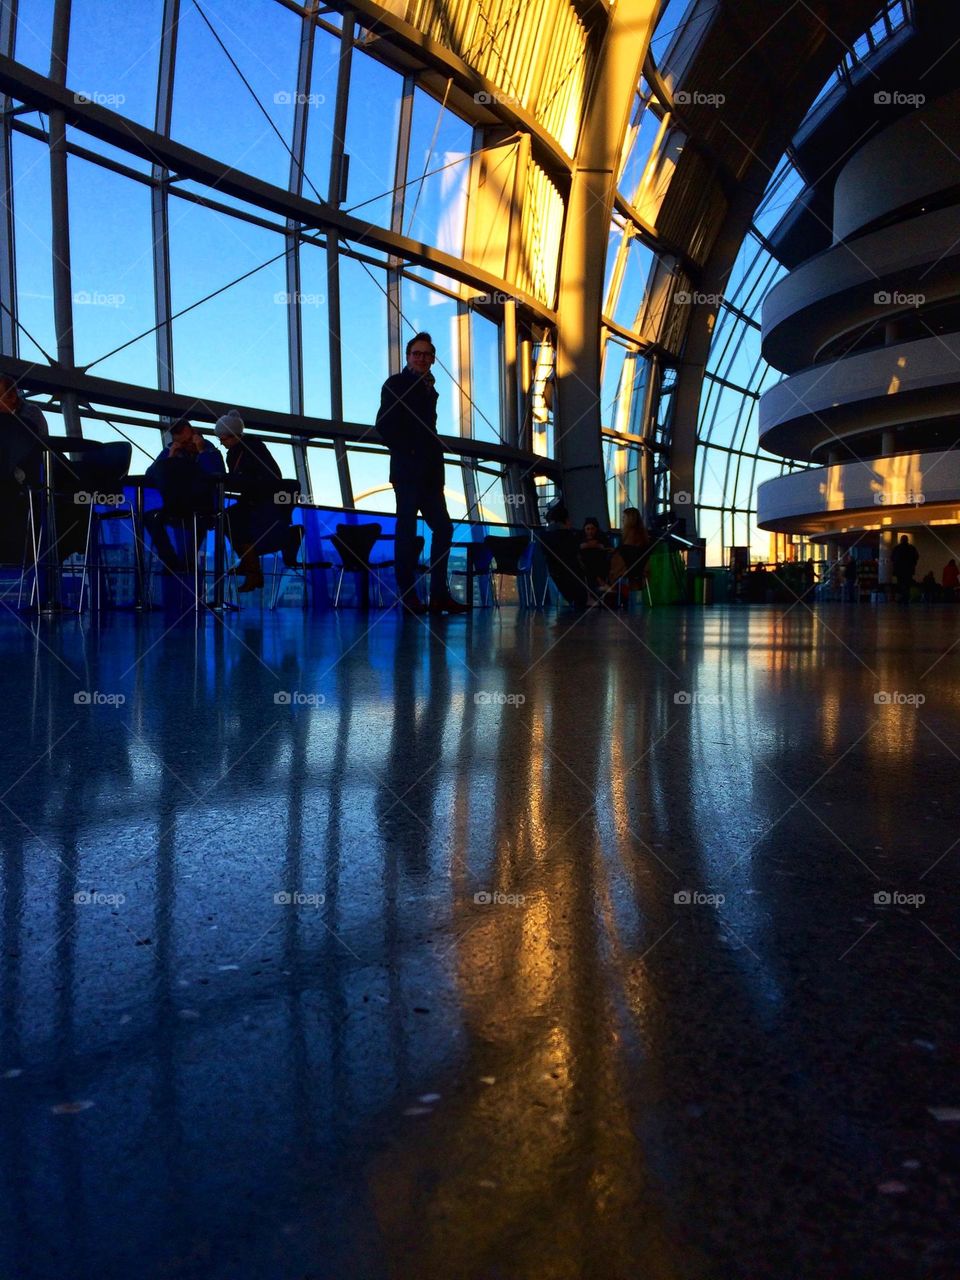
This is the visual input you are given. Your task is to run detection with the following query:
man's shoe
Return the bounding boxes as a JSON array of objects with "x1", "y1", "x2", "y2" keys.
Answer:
[
  {"x1": 238, "y1": 572, "x2": 265, "y2": 593},
  {"x1": 429, "y1": 596, "x2": 470, "y2": 615}
]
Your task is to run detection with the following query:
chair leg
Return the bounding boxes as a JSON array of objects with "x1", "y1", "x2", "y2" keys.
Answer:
[{"x1": 334, "y1": 568, "x2": 344, "y2": 607}]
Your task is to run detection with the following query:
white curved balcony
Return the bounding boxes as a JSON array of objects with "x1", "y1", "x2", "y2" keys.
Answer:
[{"x1": 757, "y1": 450, "x2": 960, "y2": 534}]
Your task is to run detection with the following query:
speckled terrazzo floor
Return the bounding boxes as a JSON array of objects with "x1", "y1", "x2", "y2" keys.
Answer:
[{"x1": 0, "y1": 603, "x2": 958, "y2": 1280}]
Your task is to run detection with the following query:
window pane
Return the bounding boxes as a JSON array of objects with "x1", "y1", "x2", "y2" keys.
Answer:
[
  {"x1": 347, "y1": 447, "x2": 394, "y2": 511},
  {"x1": 170, "y1": 0, "x2": 300, "y2": 187},
  {"x1": 68, "y1": 0, "x2": 163, "y2": 127},
  {"x1": 343, "y1": 51, "x2": 403, "y2": 228},
  {"x1": 14, "y1": 0, "x2": 55, "y2": 76},
  {"x1": 69, "y1": 157, "x2": 156, "y2": 386},
  {"x1": 470, "y1": 311, "x2": 502, "y2": 444},
  {"x1": 442, "y1": 459, "x2": 470, "y2": 523},
  {"x1": 402, "y1": 276, "x2": 460, "y2": 435},
  {"x1": 403, "y1": 88, "x2": 471, "y2": 256},
  {"x1": 338, "y1": 255, "x2": 388, "y2": 425},
  {"x1": 613, "y1": 235, "x2": 654, "y2": 330},
  {"x1": 304, "y1": 445, "x2": 343, "y2": 507},
  {"x1": 168, "y1": 201, "x2": 289, "y2": 409},
  {"x1": 474, "y1": 467, "x2": 507, "y2": 524},
  {"x1": 301, "y1": 26, "x2": 342, "y2": 201},
  {"x1": 299, "y1": 242, "x2": 333, "y2": 420},
  {"x1": 11, "y1": 132, "x2": 55, "y2": 363}
]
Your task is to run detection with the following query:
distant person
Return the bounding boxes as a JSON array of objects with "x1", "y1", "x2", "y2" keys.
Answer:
[
  {"x1": 214, "y1": 410, "x2": 294, "y2": 593},
  {"x1": 375, "y1": 331, "x2": 468, "y2": 615},
  {"x1": 538, "y1": 502, "x2": 588, "y2": 607},
  {"x1": 597, "y1": 508, "x2": 651, "y2": 605},
  {"x1": 144, "y1": 419, "x2": 225, "y2": 572},
  {"x1": 842, "y1": 552, "x2": 858, "y2": 603},
  {"x1": 891, "y1": 534, "x2": 919, "y2": 605},
  {"x1": 0, "y1": 373, "x2": 47, "y2": 488},
  {"x1": 942, "y1": 558, "x2": 959, "y2": 602},
  {"x1": 920, "y1": 570, "x2": 938, "y2": 604},
  {"x1": 579, "y1": 516, "x2": 611, "y2": 596}
]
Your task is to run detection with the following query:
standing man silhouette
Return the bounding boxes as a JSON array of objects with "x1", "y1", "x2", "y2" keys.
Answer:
[{"x1": 376, "y1": 332, "x2": 469, "y2": 615}]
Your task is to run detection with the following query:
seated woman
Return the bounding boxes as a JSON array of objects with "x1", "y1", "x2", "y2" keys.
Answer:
[
  {"x1": 579, "y1": 516, "x2": 612, "y2": 596},
  {"x1": 215, "y1": 410, "x2": 295, "y2": 592},
  {"x1": 592, "y1": 508, "x2": 651, "y2": 606}
]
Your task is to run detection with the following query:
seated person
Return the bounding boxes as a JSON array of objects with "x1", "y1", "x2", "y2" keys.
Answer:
[
  {"x1": 213, "y1": 410, "x2": 295, "y2": 593},
  {"x1": 597, "y1": 508, "x2": 651, "y2": 603},
  {"x1": 537, "y1": 502, "x2": 589, "y2": 607},
  {"x1": 579, "y1": 516, "x2": 611, "y2": 594},
  {"x1": 0, "y1": 374, "x2": 48, "y2": 563},
  {"x1": 144, "y1": 419, "x2": 225, "y2": 572},
  {"x1": 942, "y1": 558, "x2": 959, "y2": 602}
]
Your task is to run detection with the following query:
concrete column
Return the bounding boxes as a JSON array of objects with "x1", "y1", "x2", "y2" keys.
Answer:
[{"x1": 554, "y1": 0, "x2": 658, "y2": 523}]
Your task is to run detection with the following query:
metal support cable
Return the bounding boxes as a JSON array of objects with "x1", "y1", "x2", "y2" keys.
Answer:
[{"x1": 190, "y1": 0, "x2": 327, "y2": 207}]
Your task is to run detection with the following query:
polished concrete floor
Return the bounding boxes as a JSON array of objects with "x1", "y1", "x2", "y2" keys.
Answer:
[{"x1": 0, "y1": 602, "x2": 958, "y2": 1279}]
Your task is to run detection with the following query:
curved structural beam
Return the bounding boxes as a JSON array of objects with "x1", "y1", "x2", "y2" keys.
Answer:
[{"x1": 554, "y1": 0, "x2": 658, "y2": 522}]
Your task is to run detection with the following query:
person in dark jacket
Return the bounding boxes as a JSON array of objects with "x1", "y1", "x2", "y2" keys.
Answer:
[
  {"x1": 214, "y1": 410, "x2": 293, "y2": 593},
  {"x1": 144, "y1": 419, "x2": 225, "y2": 572},
  {"x1": 375, "y1": 332, "x2": 468, "y2": 615},
  {"x1": 891, "y1": 534, "x2": 919, "y2": 605}
]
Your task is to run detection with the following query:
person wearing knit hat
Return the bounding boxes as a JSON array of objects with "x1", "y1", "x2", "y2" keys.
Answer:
[
  {"x1": 214, "y1": 409, "x2": 244, "y2": 443},
  {"x1": 216, "y1": 410, "x2": 292, "y2": 593}
]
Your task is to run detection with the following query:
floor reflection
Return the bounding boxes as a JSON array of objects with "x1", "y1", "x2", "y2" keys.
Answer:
[{"x1": 0, "y1": 606, "x2": 957, "y2": 1278}]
